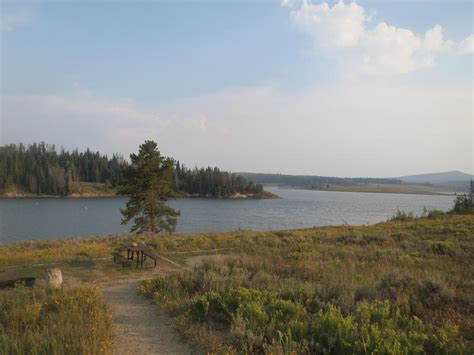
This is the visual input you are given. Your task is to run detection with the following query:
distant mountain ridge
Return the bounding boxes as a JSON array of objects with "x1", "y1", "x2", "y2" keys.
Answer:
[
  {"x1": 398, "y1": 171, "x2": 473, "y2": 184},
  {"x1": 238, "y1": 171, "x2": 473, "y2": 194},
  {"x1": 238, "y1": 172, "x2": 403, "y2": 188}
]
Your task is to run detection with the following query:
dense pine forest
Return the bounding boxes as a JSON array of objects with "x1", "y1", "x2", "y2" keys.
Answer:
[
  {"x1": 175, "y1": 163, "x2": 263, "y2": 197},
  {"x1": 0, "y1": 143, "x2": 127, "y2": 195},
  {"x1": 0, "y1": 143, "x2": 264, "y2": 198}
]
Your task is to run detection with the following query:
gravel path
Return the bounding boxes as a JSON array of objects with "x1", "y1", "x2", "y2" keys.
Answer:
[{"x1": 102, "y1": 279, "x2": 197, "y2": 355}]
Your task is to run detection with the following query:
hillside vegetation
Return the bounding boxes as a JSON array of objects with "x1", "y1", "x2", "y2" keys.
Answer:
[{"x1": 138, "y1": 215, "x2": 474, "y2": 354}]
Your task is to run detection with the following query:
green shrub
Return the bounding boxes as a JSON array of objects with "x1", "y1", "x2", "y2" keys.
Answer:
[
  {"x1": 425, "y1": 209, "x2": 446, "y2": 219},
  {"x1": 377, "y1": 275, "x2": 454, "y2": 317},
  {"x1": 451, "y1": 194, "x2": 474, "y2": 215},
  {"x1": 416, "y1": 279, "x2": 453, "y2": 309},
  {"x1": 354, "y1": 284, "x2": 378, "y2": 302},
  {"x1": 428, "y1": 240, "x2": 454, "y2": 255},
  {"x1": 309, "y1": 305, "x2": 357, "y2": 353},
  {"x1": 390, "y1": 210, "x2": 416, "y2": 222}
]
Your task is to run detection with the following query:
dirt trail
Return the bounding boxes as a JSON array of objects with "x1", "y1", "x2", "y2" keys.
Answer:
[{"x1": 102, "y1": 279, "x2": 197, "y2": 355}]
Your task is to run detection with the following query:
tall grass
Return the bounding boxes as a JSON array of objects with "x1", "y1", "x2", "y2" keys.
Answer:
[
  {"x1": 0, "y1": 285, "x2": 111, "y2": 354},
  {"x1": 140, "y1": 215, "x2": 474, "y2": 353}
]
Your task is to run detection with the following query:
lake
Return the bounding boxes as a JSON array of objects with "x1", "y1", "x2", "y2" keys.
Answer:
[{"x1": 0, "y1": 187, "x2": 455, "y2": 243}]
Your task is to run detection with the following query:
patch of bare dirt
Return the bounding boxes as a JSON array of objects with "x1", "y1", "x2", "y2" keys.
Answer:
[{"x1": 102, "y1": 279, "x2": 198, "y2": 355}]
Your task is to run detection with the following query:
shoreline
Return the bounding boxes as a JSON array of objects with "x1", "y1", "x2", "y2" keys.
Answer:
[
  {"x1": 269, "y1": 184, "x2": 458, "y2": 196},
  {"x1": 0, "y1": 190, "x2": 281, "y2": 200}
]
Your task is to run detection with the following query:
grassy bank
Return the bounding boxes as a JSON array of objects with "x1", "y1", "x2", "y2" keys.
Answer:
[
  {"x1": 137, "y1": 215, "x2": 474, "y2": 353},
  {"x1": 0, "y1": 182, "x2": 279, "y2": 199},
  {"x1": 0, "y1": 182, "x2": 118, "y2": 198},
  {"x1": 0, "y1": 285, "x2": 111, "y2": 354},
  {"x1": 1, "y1": 215, "x2": 472, "y2": 353}
]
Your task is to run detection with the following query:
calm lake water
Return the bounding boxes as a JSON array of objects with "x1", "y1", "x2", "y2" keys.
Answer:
[{"x1": 0, "y1": 187, "x2": 455, "y2": 243}]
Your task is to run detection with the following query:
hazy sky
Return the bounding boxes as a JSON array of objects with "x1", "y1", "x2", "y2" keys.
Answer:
[{"x1": 1, "y1": 0, "x2": 473, "y2": 177}]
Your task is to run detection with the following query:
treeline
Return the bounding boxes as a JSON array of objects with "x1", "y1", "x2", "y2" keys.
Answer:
[
  {"x1": 0, "y1": 143, "x2": 263, "y2": 198},
  {"x1": 0, "y1": 143, "x2": 127, "y2": 195},
  {"x1": 239, "y1": 172, "x2": 403, "y2": 189},
  {"x1": 175, "y1": 162, "x2": 263, "y2": 198}
]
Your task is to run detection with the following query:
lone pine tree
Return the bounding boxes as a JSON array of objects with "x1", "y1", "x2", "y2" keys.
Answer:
[{"x1": 118, "y1": 140, "x2": 180, "y2": 234}]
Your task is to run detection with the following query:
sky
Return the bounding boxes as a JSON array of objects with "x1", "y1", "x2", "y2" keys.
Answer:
[{"x1": 1, "y1": 0, "x2": 473, "y2": 177}]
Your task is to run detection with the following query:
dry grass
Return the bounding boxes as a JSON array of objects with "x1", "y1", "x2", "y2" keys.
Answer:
[
  {"x1": 1, "y1": 215, "x2": 473, "y2": 353},
  {"x1": 0, "y1": 285, "x2": 111, "y2": 354},
  {"x1": 139, "y1": 215, "x2": 474, "y2": 353}
]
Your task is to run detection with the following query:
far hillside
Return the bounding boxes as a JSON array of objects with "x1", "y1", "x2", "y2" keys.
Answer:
[
  {"x1": 398, "y1": 171, "x2": 473, "y2": 184},
  {"x1": 239, "y1": 172, "x2": 403, "y2": 188},
  {"x1": 240, "y1": 171, "x2": 471, "y2": 195}
]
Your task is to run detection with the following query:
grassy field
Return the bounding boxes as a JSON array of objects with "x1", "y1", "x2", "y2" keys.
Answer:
[
  {"x1": 138, "y1": 215, "x2": 474, "y2": 354},
  {"x1": 0, "y1": 285, "x2": 111, "y2": 354},
  {"x1": 1, "y1": 214, "x2": 473, "y2": 354}
]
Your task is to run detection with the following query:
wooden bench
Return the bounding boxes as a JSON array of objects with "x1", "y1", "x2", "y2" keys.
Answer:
[{"x1": 112, "y1": 252, "x2": 130, "y2": 269}]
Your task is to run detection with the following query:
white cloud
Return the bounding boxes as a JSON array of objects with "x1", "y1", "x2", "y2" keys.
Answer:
[
  {"x1": 0, "y1": 7, "x2": 34, "y2": 32},
  {"x1": 291, "y1": 1, "x2": 366, "y2": 48},
  {"x1": 287, "y1": 1, "x2": 457, "y2": 76},
  {"x1": 457, "y1": 34, "x2": 474, "y2": 55},
  {"x1": 188, "y1": 116, "x2": 209, "y2": 133},
  {"x1": 2, "y1": 83, "x2": 472, "y2": 175}
]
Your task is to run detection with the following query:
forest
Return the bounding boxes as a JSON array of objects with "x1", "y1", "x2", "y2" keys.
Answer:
[
  {"x1": 175, "y1": 163, "x2": 263, "y2": 198},
  {"x1": 0, "y1": 143, "x2": 126, "y2": 195},
  {"x1": 0, "y1": 143, "x2": 263, "y2": 197}
]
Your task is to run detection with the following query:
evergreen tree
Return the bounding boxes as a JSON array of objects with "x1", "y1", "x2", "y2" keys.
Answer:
[
  {"x1": 118, "y1": 140, "x2": 180, "y2": 234},
  {"x1": 0, "y1": 143, "x2": 127, "y2": 195}
]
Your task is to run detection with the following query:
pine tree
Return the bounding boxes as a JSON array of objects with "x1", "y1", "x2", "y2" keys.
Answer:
[{"x1": 118, "y1": 140, "x2": 180, "y2": 234}]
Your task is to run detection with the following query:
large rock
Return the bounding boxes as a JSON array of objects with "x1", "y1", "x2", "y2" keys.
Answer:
[{"x1": 45, "y1": 268, "x2": 63, "y2": 288}]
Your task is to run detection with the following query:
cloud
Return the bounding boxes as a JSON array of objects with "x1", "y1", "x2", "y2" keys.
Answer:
[
  {"x1": 188, "y1": 116, "x2": 209, "y2": 134},
  {"x1": 291, "y1": 1, "x2": 367, "y2": 48},
  {"x1": 0, "y1": 94, "x2": 169, "y2": 155},
  {"x1": 457, "y1": 34, "x2": 474, "y2": 55},
  {"x1": 287, "y1": 1, "x2": 457, "y2": 76},
  {"x1": 0, "y1": 7, "x2": 34, "y2": 32},
  {"x1": 2, "y1": 82, "x2": 472, "y2": 176}
]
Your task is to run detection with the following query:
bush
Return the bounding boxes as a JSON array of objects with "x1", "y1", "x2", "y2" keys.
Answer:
[
  {"x1": 426, "y1": 209, "x2": 445, "y2": 219},
  {"x1": 428, "y1": 240, "x2": 454, "y2": 255},
  {"x1": 354, "y1": 284, "x2": 378, "y2": 302},
  {"x1": 451, "y1": 195, "x2": 474, "y2": 215},
  {"x1": 377, "y1": 275, "x2": 453, "y2": 317},
  {"x1": 182, "y1": 284, "x2": 465, "y2": 353},
  {"x1": 390, "y1": 210, "x2": 416, "y2": 222}
]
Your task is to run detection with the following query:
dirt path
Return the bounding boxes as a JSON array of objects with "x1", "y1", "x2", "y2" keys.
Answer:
[{"x1": 102, "y1": 279, "x2": 197, "y2": 355}]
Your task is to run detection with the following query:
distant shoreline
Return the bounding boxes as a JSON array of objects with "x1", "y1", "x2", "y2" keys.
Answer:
[
  {"x1": 261, "y1": 183, "x2": 458, "y2": 196},
  {"x1": 1, "y1": 183, "x2": 463, "y2": 199},
  {"x1": 0, "y1": 190, "x2": 281, "y2": 200}
]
